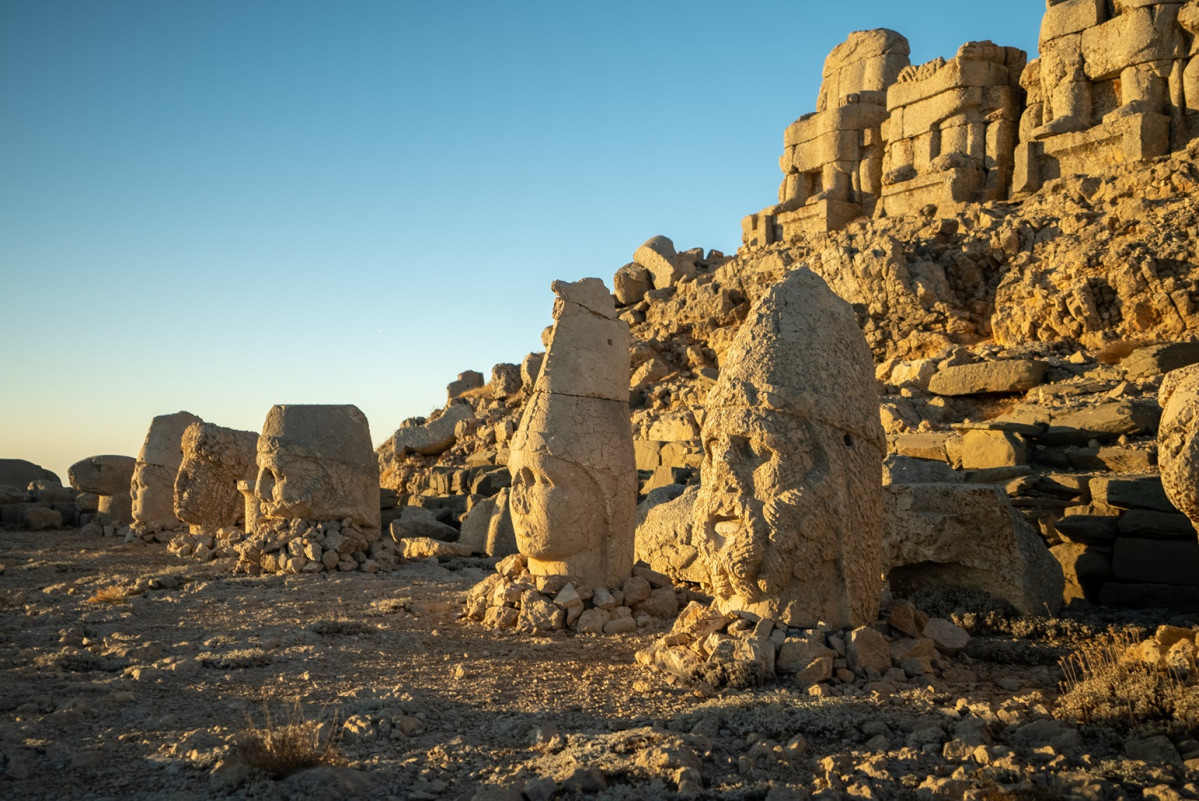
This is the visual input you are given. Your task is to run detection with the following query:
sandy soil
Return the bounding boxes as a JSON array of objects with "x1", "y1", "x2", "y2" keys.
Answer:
[{"x1": 1, "y1": 528, "x2": 1197, "y2": 800}]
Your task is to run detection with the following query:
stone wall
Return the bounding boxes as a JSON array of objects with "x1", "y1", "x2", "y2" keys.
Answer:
[{"x1": 744, "y1": 3, "x2": 1199, "y2": 248}]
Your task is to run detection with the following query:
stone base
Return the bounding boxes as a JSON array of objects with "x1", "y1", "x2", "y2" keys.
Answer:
[
  {"x1": 232, "y1": 518, "x2": 392, "y2": 575},
  {"x1": 1013, "y1": 111, "x2": 1170, "y2": 195},
  {"x1": 878, "y1": 168, "x2": 982, "y2": 218},
  {"x1": 777, "y1": 199, "x2": 863, "y2": 238}
]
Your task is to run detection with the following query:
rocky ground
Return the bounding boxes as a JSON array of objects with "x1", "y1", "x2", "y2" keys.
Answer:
[{"x1": 2, "y1": 529, "x2": 1199, "y2": 800}]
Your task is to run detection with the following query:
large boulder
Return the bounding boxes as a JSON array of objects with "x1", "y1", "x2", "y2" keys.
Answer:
[
  {"x1": 0, "y1": 459, "x2": 60, "y2": 489},
  {"x1": 1159, "y1": 364, "x2": 1199, "y2": 539},
  {"x1": 884, "y1": 483, "x2": 1064, "y2": 615}
]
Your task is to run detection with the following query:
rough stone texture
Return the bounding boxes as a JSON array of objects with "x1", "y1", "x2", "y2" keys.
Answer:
[
  {"x1": 0, "y1": 459, "x2": 60, "y2": 489},
  {"x1": 928, "y1": 359, "x2": 1048, "y2": 395},
  {"x1": 389, "y1": 507, "x2": 458, "y2": 543},
  {"x1": 1014, "y1": 0, "x2": 1194, "y2": 196},
  {"x1": 692, "y1": 268, "x2": 886, "y2": 629},
  {"x1": 68, "y1": 454, "x2": 135, "y2": 526},
  {"x1": 131, "y1": 411, "x2": 203, "y2": 533},
  {"x1": 447, "y1": 370, "x2": 484, "y2": 402},
  {"x1": 634, "y1": 236, "x2": 681, "y2": 290},
  {"x1": 508, "y1": 278, "x2": 636, "y2": 589},
  {"x1": 613, "y1": 263, "x2": 652, "y2": 306},
  {"x1": 884, "y1": 483, "x2": 1064, "y2": 615},
  {"x1": 254, "y1": 404, "x2": 380, "y2": 534},
  {"x1": 174, "y1": 422, "x2": 258, "y2": 533},
  {"x1": 880, "y1": 41, "x2": 1026, "y2": 216},
  {"x1": 1159, "y1": 363, "x2": 1199, "y2": 538},
  {"x1": 743, "y1": 29, "x2": 910, "y2": 247},
  {"x1": 68, "y1": 455, "x2": 135, "y2": 496},
  {"x1": 635, "y1": 485, "x2": 707, "y2": 583}
]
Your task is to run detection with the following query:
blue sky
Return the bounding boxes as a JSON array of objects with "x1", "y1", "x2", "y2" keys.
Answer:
[{"x1": 0, "y1": 1, "x2": 1044, "y2": 482}]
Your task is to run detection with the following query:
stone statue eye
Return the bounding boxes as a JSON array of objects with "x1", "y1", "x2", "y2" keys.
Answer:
[{"x1": 844, "y1": 433, "x2": 853, "y2": 447}]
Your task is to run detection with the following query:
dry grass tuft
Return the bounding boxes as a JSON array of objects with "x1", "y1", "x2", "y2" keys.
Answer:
[
  {"x1": 234, "y1": 701, "x2": 343, "y2": 779},
  {"x1": 85, "y1": 585, "x2": 129, "y2": 605},
  {"x1": 1056, "y1": 629, "x2": 1199, "y2": 729}
]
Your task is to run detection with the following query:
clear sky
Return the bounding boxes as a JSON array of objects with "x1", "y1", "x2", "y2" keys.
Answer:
[{"x1": 0, "y1": 0, "x2": 1044, "y2": 483}]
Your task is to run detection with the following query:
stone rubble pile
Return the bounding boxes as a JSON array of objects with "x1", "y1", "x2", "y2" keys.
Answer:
[
  {"x1": 232, "y1": 516, "x2": 397, "y2": 575},
  {"x1": 463, "y1": 554, "x2": 680, "y2": 635},
  {"x1": 637, "y1": 597, "x2": 973, "y2": 696}
]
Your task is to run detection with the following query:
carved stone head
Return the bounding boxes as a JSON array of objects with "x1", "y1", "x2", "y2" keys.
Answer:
[
  {"x1": 508, "y1": 279, "x2": 635, "y2": 589},
  {"x1": 692, "y1": 268, "x2": 885, "y2": 629},
  {"x1": 130, "y1": 411, "x2": 202, "y2": 532},
  {"x1": 253, "y1": 404, "x2": 379, "y2": 532},
  {"x1": 174, "y1": 421, "x2": 258, "y2": 532}
]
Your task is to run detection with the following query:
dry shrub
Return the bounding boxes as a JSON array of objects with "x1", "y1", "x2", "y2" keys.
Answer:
[
  {"x1": 85, "y1": 585, "x2": 128, "y2": 605},
  {"x1": 456, "y1": 384, "x2": 493, "y2": 401},
  {"x1": 1056, "y1": 630, "x2": 1198, "y2": 730},
  {"x1": 1095, "y1": 339, "x2": 1145, "y2": 365},
  {"x1": 234, "y1": 702, "x2": 342, "y2": 779}
]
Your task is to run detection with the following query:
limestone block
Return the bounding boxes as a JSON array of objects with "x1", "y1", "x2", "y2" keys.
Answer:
[
  {"x1": 1090, "y1": 475, "x2": 1175, "y2": 513},
  {"x1": 947, "y1": 429, "x2": 1029, "y2": 470},
  {"x1": 254, "y1": 404, "x2": 380, "y2": 532},
  {"x1": 888, "y1": 58, "x2": 1016, "y2": 110},
  {"x1": 612, "y1": 263, "x2": 652, "y2": 306},
  {"x1": 884, "y1": 483, "x2": 1064, "y2": 615},
  {"x1": 131, "y1": 411, "x2": 203, "y2": 532},
  {"x1": 174, "y1": 422, "x2": 258, "y2": 532},
  {"x1": 899, "y1": 88, "x2": 986, "y2": 140},
  {"x1": 1113, "y1": 537, "x2": 1199, "y2": 585},
  {"x1": 817, "y1": 29, "x2": 911, "y2": 111},
  {"x1": 1041, "y1": 400, "x2": 1162, "y2": 444},
  {"x1": 693, "y1": 268, "x2": 885, "y2": 629},
  {"x1": 635, "y1": 484, "x2": 707, "y2": 584},
  {"x1": 389, "y1": 507, "x2": 457, "y2": 543},
  {"x1": 1123, "y1": 342, "x2": 1199, "y2": 378},
  {"x1": 0, "y1": 459, "x2": 59, "y2": 489},
  {"x1": 785, "y1": 102, "x2": 890, "y2": 146},
  {"x1": 388, "y1": 403, "x2": 474, "y2": 458},
  {"x1": 490, "y1": 363, "x2": 522, "y2": 397},
  {"x1": 509, "y1": 278, "x2": 635, "y2": 588},
  {"x1": 928, "y1": 359, "x2": 1048, "y2": 395},
  {"x1": 647, "y1": 411, "x2": 700, "y2": 442},
  {"x1": 634, "y1": 440, "x2": 662, "y2": 471},
  {"x1": 634, "y1": 236, "x2": 680, "y2": 290},
  {"x1": 792, "y1": 130, "x2": 862, "y2": 173},
  {"x1": 1081, "y1": 6, "x2": 1181, "y2": 79},
  {"x1": 521, "y1": 352, "x2": 544, "y2": 390},
  {"x1": 1040, "y1": 0, "x2": 1105, "y2": 46},
  {"x1": 68, "y1": 455, "x2": 135, "y2": 496},
  {"x1": 485, "y1": 487, "x2": 517, "y2": 557},
  {"x1": 97, "y1": 493, "x2": 133, "y2": 527},
  {"x1": 447, "y1": 370, "x2": 484, "y2": 401},
  {"x1": 459, "y1": 495, "x2": 498, "y2": 554},
  {"x1": 890, "y1": 432, "x2": 954, "y2": 462}
]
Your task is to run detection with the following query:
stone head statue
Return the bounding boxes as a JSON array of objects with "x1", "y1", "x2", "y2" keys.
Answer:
[
  {"x1": 508, "y1": 278, "x2": 636, "y2": 588},
  {"x1": 174, "y1": 421, "x2": 258, "y2": 531},
  {"x1": 131, "y1": 411, "x2": 202, "y2": 531},
  {"x1": 693, "y1": 268, "x2": 885, "y2": 629},
  {"x1": 253, "y1": 404, "x2": 380, "y2": 531}
]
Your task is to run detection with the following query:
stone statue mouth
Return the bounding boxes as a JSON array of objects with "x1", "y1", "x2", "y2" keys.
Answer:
[{"x1": 707, "y1": 511, "x2": 745, "y2": 549}]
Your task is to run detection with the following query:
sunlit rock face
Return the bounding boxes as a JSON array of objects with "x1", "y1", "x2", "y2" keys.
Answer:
[
  {"x1": 1159, "y1": 364, "x2": 1199, "y2": 540},
  {"x1": 253, "y1": 404, "x2": 380, "y2": 534},
  {"x1": 131, "y1": 411, "x2": 202, "y2": 534},
  {"x1": 692, "y1": 267, "x2": 886, "y2": 629},
  {"x1": 69, "y1": 455, "x2": 136, "y2": 526},
  {"x1": 174, "y1": 421, "x2": 258, "y2": 533},
  {"x1": 508, "y1": 278, "x2": 636, "y2": 589}
]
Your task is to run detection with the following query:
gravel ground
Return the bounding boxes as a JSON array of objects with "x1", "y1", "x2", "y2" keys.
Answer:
[{"x1": 1, "y1": 528, "x2": 1197, "y2": 800}]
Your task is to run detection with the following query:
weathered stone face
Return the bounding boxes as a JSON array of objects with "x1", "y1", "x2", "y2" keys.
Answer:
[
  {"x1": 508, "y1": 278, "x2": 635, "y2": 589},
  {"x1": 131, "y1": 411, "x2": 202, "y2": 532},
  {"x1": 174, "y1": 422, "x2": 258, "y2": 532},
  {"x1": 253, "y1": 404, "x2": 380, "y2": 533},
  {"x1": 692, "y1": 268, "x2": 885, "y2": 629}
]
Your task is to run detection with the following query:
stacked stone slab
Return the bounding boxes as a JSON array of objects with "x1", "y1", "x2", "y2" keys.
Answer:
[
  {"x1": 130, "y1": 411, "x2": 202, "y2": 539},
  {"x1": 68, "y1": 454, "x2": 135, "y2": 528},
  {"x1": 743, "y1": 29, "x2": 910, "y2": 247},
  {"x1": 880, "y1": 42, "x2": 1025, "y2": 215},
  {"x1": 1014, "y1": 0, "x2": 1198, "y2": 195},
  {"x1": 234, "y1": 404, "x2": 394, "y2": 575}
]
